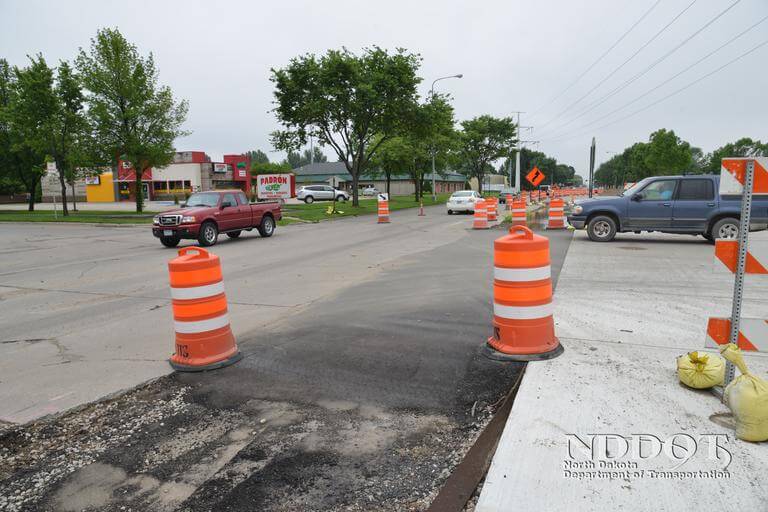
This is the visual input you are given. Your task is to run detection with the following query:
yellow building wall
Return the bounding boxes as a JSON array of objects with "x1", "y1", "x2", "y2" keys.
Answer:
[{"x1": 85, "y1": 172, "x2": 115, "y2": 202}]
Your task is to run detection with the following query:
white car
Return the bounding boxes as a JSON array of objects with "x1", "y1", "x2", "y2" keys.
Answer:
[
  {"x1": 296, "y1": 185, "x2": 350, "y2": 204},
  {"x1": 362, "y1": 186, "x2": 380, "y2": 196},
  {"x1": 447, "y1": 190, "x2": 483, "y2": 214}
]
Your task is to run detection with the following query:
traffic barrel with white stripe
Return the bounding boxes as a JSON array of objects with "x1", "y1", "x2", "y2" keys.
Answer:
[
  {"x1": 168, "y1": 247, "x2": 242, "y2": 371},
  {"x1": 378, "y1": 198, "x2": 390, "y2": 223},
  {"x1": 473, "y1": 199, "x2": 489, "y2": 229},
  {"x1": 487, "y1": 197, "x2": 498, "y2": 222},
  {"x1": 511, "y1": 198, "x2": 527, "y2": 226},
  {"x1": 547, "y1": 198, "x2": 565, "y2": 229},
  {"x1": 506, "y1": 193, "x2": 513, "y2": 211},
  {"x1": 485, "y1": 226, "x2": 563, "y2": 361}
]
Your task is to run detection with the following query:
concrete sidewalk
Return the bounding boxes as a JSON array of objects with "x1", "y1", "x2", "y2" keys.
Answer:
[{"x1": 477, "y1": 230, "x2": 768, "y2": 511}]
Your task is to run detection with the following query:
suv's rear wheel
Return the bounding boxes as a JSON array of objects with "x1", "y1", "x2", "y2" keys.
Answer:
[
  {"x1": 198, "y1": 221, "x2": 218, "y2": 247},
  {"x1": 711, "y1": 217, "x2": 739, "y2": 241},
  {"x1": 160, "y1": 235, "x2": 180, "y2": 248},
  {"x1": 258, "y1": 215, "x2": 275, "y2": 237},
  {"x1": 304, "y1": 196, "x2": 314, "y2": 204},
  {"x1": 587, "y1": 215, "x2": 617, "y2": 242}
]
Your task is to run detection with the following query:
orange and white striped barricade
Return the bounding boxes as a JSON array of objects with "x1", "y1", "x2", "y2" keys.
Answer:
[
  {"x1": 707, "y1": 158, "x2": 768, "y2": 391},
  {"x1": 505, "y1": 193, "x2": 513, "y2": 211},
  {"x1": 168, "y1": 248, "x2": 242, "y2": 371},
  {"x1": 485, "y1": 225, "x2": 563, "y2": 361},
  {"x1": 546, "y1": 197, "x2": 565, "y2": 229},
  {"x1": 377, "y1": 193, "x2": 390, "y2": 224},
  {"x1": 487, "y1": 197, "x2": 498, "y2": 222},
  {"x1": 472, "y1": 199, "x2": 489, "y2": 229},
  {"x1": 511, "y1": 198, "x2": 527, "y2": 226}
]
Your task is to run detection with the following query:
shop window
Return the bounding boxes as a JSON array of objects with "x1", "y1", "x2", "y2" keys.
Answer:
[
  {"x1": 183, "y1": 180, "x2": 191, "y2": 190},
  {"x1": 153, "y1": 181, "x2": 166, "y2": 191}
]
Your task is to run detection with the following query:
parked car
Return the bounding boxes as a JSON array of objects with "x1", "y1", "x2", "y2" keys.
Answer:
[
  {"x1": 296, "y1": 185, "x2": 350, "y2": 203},
  {"x1": 152, "y1": 190, "x2": 282, "y2": 248},
  {"x1": 362, "y1": 186, "x2": 380, "y2": 196},
  {"x1": 446, "y1": 190, "x2": 483, "y2": 214},
  {"x1": 567, "y1": 175, "x2": 768, "y2": 242}
]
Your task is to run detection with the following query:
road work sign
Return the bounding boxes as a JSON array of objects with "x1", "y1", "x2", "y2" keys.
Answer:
[
  {"x1": 526, "y1": 167, "x2": 545, "y2": 187},
  {"x1": 378, "y1": 193, "x2": 389, "y2": 201},
  {"x1": 720, "y1": 157, "x2": 768, "y2": 196},
  {"x1": 257, "y1": 174, "x2": 295, "y2": 200}
]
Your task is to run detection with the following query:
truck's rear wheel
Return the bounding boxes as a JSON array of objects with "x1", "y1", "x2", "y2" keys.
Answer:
[
  {"x1": 226, "y1": 231, "x2": 242, "y2": 239},
  {"x1": 258, "y1": 216, "x2": 275, "y2": 237},
  {"x1": 160, "y1": 236, "x2": 180, "y2": 248},
  {"x1": 198, "y1": 221, "x2": 218, "y2": 247},
  {"x1": 711, "y1": 217, "x2": 739, "y2": 240}
]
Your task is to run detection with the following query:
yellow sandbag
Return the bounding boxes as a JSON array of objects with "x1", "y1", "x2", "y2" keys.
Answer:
[
  {"x1": 677, "y1": 351, "x2": 724, "y2": 389},
  {"x1": 721, "y1": 344, "x2": 768, "y2": 442}
]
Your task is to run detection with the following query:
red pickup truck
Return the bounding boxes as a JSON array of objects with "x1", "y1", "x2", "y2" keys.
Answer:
[{"x1": 152, "y1": 190, "x2": 282, "y2": 247}]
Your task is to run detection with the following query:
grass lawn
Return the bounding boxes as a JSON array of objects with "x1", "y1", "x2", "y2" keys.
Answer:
[
  {"x1": 0, "y1": 210, "x2": 154, "y2": 224},
  {"x1": 279, "y1": 193, "x2": 452, "y2": 224}
]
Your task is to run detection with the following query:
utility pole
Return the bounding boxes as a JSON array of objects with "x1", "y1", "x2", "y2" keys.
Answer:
[
  {"x1": 511, "y1": 112, "x2": 524, "y2": 194},
  {"x1": 588, "y1": 137, "x2": 596, "y2": 198},
  {"x1": 430, "y1": 74, "x2": 463, "y2": 200}
]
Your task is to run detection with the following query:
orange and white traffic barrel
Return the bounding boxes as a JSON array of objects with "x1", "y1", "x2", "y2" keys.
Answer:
[
  {"x1": 473, "y1": 199, "x2": 489, "y2": 229},
  {"x1": 511, "y1": 198, "x2": 527, "y2": 226},
  {"x1": 506, "y1": 193, "x2": 513, "y2": 211},
  {"x1": 547, "y1": 198, "x2": 565, "y2": 229},
  {"x1": 487, "y1": 197, "x2": 498, "y2": 222},
  {"x1": 485, "y1": 226, "x2": 563, "y2": 361},
  {"x1": 378, "y1": 195, "x2": 390, "y2": 224},
  {"x1": 168, "y1": 248, "x2": 242, "y2": 371}
]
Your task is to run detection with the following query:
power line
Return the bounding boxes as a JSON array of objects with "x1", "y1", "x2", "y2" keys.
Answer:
[
  {"x1": 544, "y1": 38, "x2": 768, "y2": 144},
  {"x1": 539, "y1": 14, "x2": 768, "y2": 142},
  {"x1": 535, "y1": 0, "x2": 698, "y2": 132},
  {"x1": 529, "y1": 0, "x2": 663, "y2": 118},
  {"x1": 537, "y1": 0, "x2": 741, "y2": 140}
]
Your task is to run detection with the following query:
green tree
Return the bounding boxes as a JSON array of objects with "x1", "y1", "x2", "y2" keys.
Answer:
[
  {"x1": 0, "y1": 59, "x2": 27, "y2": 198},
  {"x1": 76, "y1": 28, "x2": 189, "y2": 212},
  {"x1": 3, "y1": 58, "x2": 48, "y2": 210},
  {"x1": 246, "y1": 149, "x2": 270, "y2": 165},
  {"x1": 642, "y1": 129, "x2": 691, "y2": 176},
  {"x1": 251, "y1": 161, "x2": 291, "y2": 174},
  {"x1": 703, "y1": 137, "x2": 767, "y2": 174},
  {"x1": 271, "y1": 47, "x2": 421, "y2": 206},
  {"x1": 458, "y1": 115, "x2": 516, "y2": 193}
]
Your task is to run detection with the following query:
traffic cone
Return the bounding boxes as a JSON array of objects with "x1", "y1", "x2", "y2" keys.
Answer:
[
  {"x1": 547, "y1": 198, "x2": 565, "y2": 229},
  {"x1": 511, "y1": 197, "x2": 527, "y2": 226},
  {"x1": 485, "y1": 226, "x2": 563, "y2": 361},
  {"x1": 378, "y1": 198, "x2": 390, "y2": 223},
  {"x1": 168, "y1": 248, "x2": 242, "y2": 371},
  {"x1": 472, "y1": 199, "x2": 489, "y2": 229},
  {"x1": 487, "y1": 197, "x2": 498, "y2": 222}
]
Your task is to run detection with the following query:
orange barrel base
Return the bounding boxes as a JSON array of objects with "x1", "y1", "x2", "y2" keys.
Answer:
[
  {"x1": 170, "y1": 326, "x2": 242, "y2": 372},
  {"x1": 484, "y1": 316, "x2": 564, "y2": 361}
]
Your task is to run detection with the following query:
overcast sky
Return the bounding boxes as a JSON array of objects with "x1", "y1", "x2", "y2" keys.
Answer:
[{"x1": 2, "y1": 0, "x2": 766, "y2": 178}]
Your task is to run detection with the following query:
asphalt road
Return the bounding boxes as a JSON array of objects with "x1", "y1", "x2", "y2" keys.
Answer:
[{"x1": 0, "y1": 206, "x2": 573, "y2": 511}]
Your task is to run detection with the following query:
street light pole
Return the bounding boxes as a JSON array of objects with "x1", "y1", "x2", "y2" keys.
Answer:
[{"x1": 430, "y1": 74, "x2": 462, "y2": 201}]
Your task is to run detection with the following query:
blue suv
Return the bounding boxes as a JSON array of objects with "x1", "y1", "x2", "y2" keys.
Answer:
[{"x1": 568, "y1": 175, "x2": 768, "y2": 242}]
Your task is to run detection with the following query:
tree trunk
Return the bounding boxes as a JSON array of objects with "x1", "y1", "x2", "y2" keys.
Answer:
[
  {"x1": 351, "y1": 166, "x2": 360, "y2": 208},
  {"x1": 58, "y1": 172, "x2": 69, "y2": 216},
  {"x1": 386, "y1": 171, "x2": 391, "y2": 196},
  {"x1": 135, "y1": 167, "x2": 145, "y2": 213},
  {"x1": 477, "y1": 173, "x2": 483, "y2": 194},
  {"x1": 27, "y1": 181, "x2": 37, "y2": 211},
  {"x1": 70, "y1": 182, "x2": 78, "y2": 211}
]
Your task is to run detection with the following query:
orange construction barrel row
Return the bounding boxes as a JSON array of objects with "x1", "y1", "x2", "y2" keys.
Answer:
[
  {"x1": 167, "y1": 247, "x2": 242, "y2": 372},
  {"x1": 485, "y1": 226, "x2": 563, "y2": 361}
]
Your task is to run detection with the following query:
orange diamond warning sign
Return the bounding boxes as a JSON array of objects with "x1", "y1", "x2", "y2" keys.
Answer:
[{"x1": 526, "y1": 167, "x2": 545, "y2": 187}]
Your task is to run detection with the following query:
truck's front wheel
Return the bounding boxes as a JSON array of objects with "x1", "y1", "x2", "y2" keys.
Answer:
[
  {"x1": 160, "y1": 236, "x2": 180, "y2": 248},
  {"x1": 258, "y1": 216, "x2": 275, "y2": 237},
  {"x1": 198, "y1": 221, "x2": 219, "y2": 247},
  {"x1": 587, "y1": 215, "x2": 617, "y2": 242}
]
